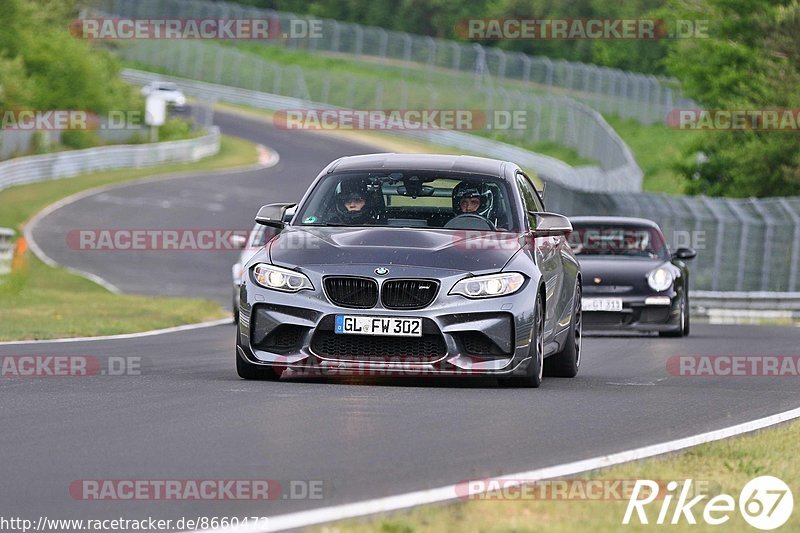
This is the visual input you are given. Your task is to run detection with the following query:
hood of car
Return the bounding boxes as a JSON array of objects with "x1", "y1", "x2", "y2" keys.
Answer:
[
  {"x1": 268, "y1": 226, "x2": 521, "y2": 274},
  {"x1": 577, "y1": 256, "x2": 672, "y2": 289}
]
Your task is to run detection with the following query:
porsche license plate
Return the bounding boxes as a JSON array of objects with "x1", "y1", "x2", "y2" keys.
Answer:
[
  {"x1": 335, "y1": 315, "x2": 422, "y2": 337},
  {"x1": 582, "y1": 298, "x2": 623, "y2": 312}
]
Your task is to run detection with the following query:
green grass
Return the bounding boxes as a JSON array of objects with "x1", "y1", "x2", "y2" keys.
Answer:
[
  {"x1": 0, "y1": 134, "x2": 258, "y2": 340},
  {"x1": 606, "y1": 116, "x2": 702, "y2": 194},
  {"x1": 319, "y1": 419, "x2": 800, "y2": 532},
  {"x1": 0, "y1": 256, "x2": 225, "y2": 341}
]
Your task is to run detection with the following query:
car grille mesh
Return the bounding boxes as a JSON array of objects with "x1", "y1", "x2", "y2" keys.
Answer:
[
  {"x1": 381, "y1": 279, "x2": 439, "y2": 309},
  {"x1": 324, "y1": 277, "x2": 379, "y2": 308},
  {"x1": 311, "y1": 331, "x2": 446, "y2": 360}
]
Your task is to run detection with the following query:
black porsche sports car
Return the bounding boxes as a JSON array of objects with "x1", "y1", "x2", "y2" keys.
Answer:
[
  {"x1": 236, "y1": 153, "x2": 582, "y2": 386},
  {"x1": 568, "y1": 216, "x2": 696, "y2": 336}
]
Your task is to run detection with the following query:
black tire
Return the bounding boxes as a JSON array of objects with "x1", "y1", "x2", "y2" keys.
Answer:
[
  {"x1": 682, "y1": 292, "x2": 690, "y2": 336},
  {"x1": 659, "y1": 292, "x2": 687, "y2": 338},
  {"x1": 236, "y1": 346, "x2": 281, "y2": 381},
  {"x1": 545, "y1": 281, "x2": 581, "y2": 378},
  {"x1": 505, "y1": 294, "x2": 544, "y2": 388}
]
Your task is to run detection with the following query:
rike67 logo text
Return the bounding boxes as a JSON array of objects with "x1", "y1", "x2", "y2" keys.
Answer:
[{"x1": 624, "y1": 477, "x2": 794, "y2": 530}]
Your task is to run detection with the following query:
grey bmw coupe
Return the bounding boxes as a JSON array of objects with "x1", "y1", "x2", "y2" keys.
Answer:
[{"x1": 236, "y1": 154, "x2": 582, "y2": 387}]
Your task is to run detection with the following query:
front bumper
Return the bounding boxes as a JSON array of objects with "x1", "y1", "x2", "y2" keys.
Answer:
[
  {"x1": 237, "y1": 265, "x2": 539, "y2": 378},
  {"x1": 582, "y1": 292, "x2": 681, "y2": 332}
]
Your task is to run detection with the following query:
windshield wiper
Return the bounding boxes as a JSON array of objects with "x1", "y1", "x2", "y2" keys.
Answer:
[{"x1": 301, "y1": 223, "x2": 358, "y2": 227}]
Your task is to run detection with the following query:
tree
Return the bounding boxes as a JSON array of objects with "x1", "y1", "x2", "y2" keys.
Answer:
[{"x1": 665, "y1": 0, "x2": 800, "y2": 197}]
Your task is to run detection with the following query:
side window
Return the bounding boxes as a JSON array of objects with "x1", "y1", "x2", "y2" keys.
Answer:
[{"x1": 515, "y1": 172, "x2": 541, "y2": 228}]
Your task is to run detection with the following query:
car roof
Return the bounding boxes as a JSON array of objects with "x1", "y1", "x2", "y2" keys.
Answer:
[
  {"x1": 328, "y1": 153, "x2": 510, "y2": 177},
  {"x1": 569, "y1": 216, "x2": 662, "y2": 229}
]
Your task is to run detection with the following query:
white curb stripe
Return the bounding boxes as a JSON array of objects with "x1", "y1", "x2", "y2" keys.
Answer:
[
  {"x1": 0, "y1": 318, "x2": 231, "y2": 346},
  {"x1": 194, "y1": 405, "x2": 800, "y2": 533},
  {"x1": 23, "y1": 142, "x2": 280, "y2": 294}
]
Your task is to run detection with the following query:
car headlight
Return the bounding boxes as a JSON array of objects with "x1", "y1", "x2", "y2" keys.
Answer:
[
  {"x1": 647, "y1": 267, "x2": 674, "y2": 292},
  {"x1": 449, "y1": 272, "x2": 525, "y2": 299},
  {"x1": 252, "y1": 263, "x2": 313, "y2": 292}
]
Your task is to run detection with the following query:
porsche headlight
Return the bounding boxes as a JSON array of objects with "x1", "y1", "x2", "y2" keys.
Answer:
[
  {"x1": 450, "y1": 272, "x2": 525, "y2": 299},
  {"x1": 252, "y1": 263, "x2": 313, "y2": 292},
  {"x1": 647, "y1": 267, "x2": 674, "y2": 292}
]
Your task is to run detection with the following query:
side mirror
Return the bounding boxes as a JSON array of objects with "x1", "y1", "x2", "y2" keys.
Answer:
[
  {"x1": 282, "y1": 205, "x2": 297, "y2": 223},
  {"x1": 229, "y1": 234, "x2": 247, "y2": 249},
  {"x1": 672, "y1": 247, "x2": 697, "y2": 260},
  {"x1": 530, "y1": 212, "x2": 572, "y2": 236},
  {"x1": 255, "y1": 203, "x2": 296, "y2": 229}
]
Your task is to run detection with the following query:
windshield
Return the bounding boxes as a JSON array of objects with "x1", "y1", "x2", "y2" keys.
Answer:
[
  {"x1": 568, "y1": 224, "x2": 669, "y2": 260},
  {"x1": 295, "y1": 171, "x2": 518, "y2": 231}
]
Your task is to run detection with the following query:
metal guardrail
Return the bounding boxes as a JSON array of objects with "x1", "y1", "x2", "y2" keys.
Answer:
[
  {"x1": 691, "y1": 292, "x2": 800, "y2": 320},
  {"x1": 0, "y1": 228, "x2": 14, "y2": 276},
  {"x1": 102, "y1": 0, "x2": 692, "y2": 125},
  {"x1": 121, "y1": 69, "x2": 641, "y2": 193},
  {"x1": 0, "y1": 128, "x2": 154, "y2": 162},
  {"x1": 0, "y1": 127, "x2": 220, "y2": 194}
]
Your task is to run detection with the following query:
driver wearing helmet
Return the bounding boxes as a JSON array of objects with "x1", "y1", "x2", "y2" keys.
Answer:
[
  {"x1": 331, "y1": 180, "x2": 380, "y2": 225},
  {"x1": 452, "y1": 181, "x2": 495, "y2": 222}
]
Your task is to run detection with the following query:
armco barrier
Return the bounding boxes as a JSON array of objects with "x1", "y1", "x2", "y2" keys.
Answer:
[
  {"x1": 692, "y1": 292, "x2": 800, "y2": 320},
  {"x1": 0, "y1": 127, "x2": 220, "y2": 194}
]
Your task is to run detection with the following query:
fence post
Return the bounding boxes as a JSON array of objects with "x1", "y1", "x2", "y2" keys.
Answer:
[
  {"x1": 727, "y1": 201, "x2": 752, "y2": 291},
  {"x1": 520, "y1": 53, "x2": 531, "y2": 83},
  {"x1": 378, "y1": 28, "x2": 388, "y2": 59},
  {"x1": 450, "y1": 42, "x2": 461, "y2": 71},
  {"x1": 749, "y1": 199, "x2": 775, "y2": 291},
  {"x1": 700, "y1": 197, "x2": 726, "y2": 292},
  {"x1": 0, "y1": 228, "x2": 14, "y2": 276}
]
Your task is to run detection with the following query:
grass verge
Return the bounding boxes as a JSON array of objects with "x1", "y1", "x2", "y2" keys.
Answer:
[
  {"x1": 0, "y1": 134, "x2": 258, "y2": 341},
  {"x1": 606, "y1": 116, "x2": 702, "y2": 195},
  {"x1": 319, "y1": 419, "x2": 800, "y2": 532}
]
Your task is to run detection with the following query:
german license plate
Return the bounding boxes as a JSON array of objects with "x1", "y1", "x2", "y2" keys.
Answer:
[
  {"x1": 334, "y1": 315, "x2": 422, "y2": 337},
  {"x1": 582, "y1": 298, "x2": 623, "y2": 312}
]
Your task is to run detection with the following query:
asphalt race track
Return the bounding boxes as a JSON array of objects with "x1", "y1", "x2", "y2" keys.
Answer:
[{"x1": 3, "y1": 110, "x2": 800, "y2": 526}]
